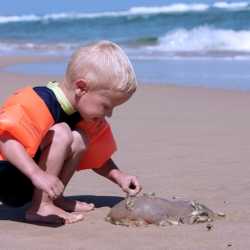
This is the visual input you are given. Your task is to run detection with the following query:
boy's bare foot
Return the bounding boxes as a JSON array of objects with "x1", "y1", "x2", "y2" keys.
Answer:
[
  {"x1": 25, "y1": 202, "x2": 84, "y2": 225},
  {"x1": 55, "y1": 196, "x2": 95, "y2": 212}
]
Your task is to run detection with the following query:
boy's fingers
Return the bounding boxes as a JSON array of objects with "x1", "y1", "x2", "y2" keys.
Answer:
[
  {"x1": 54, "y1": 186, "x2": 63, "y2": 197},
  {"x1": 48, "y1": 190, "x2": 56, "y2": 200},
  {"x1": 127, "y1": 184, "x2": 140, "y2": 196},
  {"x1": 131, "y1": 178, "x2": 140, "y2": 189},
  {"x1": 56, "y1": 182, "x2": 64, "y2": 194},
  {"x1": 47, "y1": 185, "x2": 59, "y2": 199},
  {"x1": 129, "y1": 179, "x2": 142, "y2": 195},
  {"x1": 59, "y1": 181, "x2": 64, "y2": 190},
  {"x1": 53, "y1": 179, "x2": 64, "y2": 195},
  {"x1": 60, "y1": 183, "x2": 65, "y2": 193},
  {"x1": 128, "y1": 189, "x2": 140, "y2": 196},
  {"x1": 59, "y1": 179, "x2": 65, "y2": 192}
]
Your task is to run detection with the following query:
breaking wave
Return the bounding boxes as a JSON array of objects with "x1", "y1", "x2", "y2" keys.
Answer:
[
  {"x1": 148, "y1": 26, "x2": 250, "y2": 53},
  {"x1": 0, "y1": 2, "x2": 249, "y2": 24}
]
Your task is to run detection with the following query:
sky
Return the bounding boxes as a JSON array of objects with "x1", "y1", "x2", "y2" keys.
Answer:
[{"x1": 0, "y1": 0, "x2": 216, "y2": 15}]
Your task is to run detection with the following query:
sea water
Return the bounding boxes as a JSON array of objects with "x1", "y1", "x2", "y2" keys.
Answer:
[{"x1": 1, "y1": 1, "x2": 250, "y2": 90}]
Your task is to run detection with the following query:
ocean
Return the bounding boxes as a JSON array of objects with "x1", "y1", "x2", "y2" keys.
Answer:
[{"x1": 1, "y1": 1, "x2": 250, "y2": 90}]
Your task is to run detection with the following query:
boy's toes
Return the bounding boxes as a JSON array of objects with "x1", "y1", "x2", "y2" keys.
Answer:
[
  {"x1": 64, "y1": 212, "x2": 85, "y2": 224},
  {"x1": 75, "y1": 201, "x2": 95, "y2": 212},
  {"x1": 55, "y1": 197, "x2": 95, "y2": 212}
]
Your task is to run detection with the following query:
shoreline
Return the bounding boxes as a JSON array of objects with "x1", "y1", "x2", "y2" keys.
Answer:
[{"x1": 0, "y1": 54, "x2": 249, "y2": 96}]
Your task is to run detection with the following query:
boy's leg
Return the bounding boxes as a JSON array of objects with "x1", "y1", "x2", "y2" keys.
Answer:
[
  {"x1": 54, "y1": 130, "x2": 95, "y2": 212},
  {"x1": 0, "y1": 161, "x2": 33, "y2": 207},
  {"x1": 26, "y1": 123, "x2": 84, "y2": 224}
]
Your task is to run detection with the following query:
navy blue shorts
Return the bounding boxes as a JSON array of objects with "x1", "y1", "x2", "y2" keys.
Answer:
[{"x1": 0, "y1": 161, "x2": 34, "y2": 207}]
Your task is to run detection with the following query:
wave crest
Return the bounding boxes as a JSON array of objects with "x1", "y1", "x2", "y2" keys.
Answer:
[
  {"x1": 213, "y1": 1, "x2": 249, "y2": 10},
  {"x1": 129, "y1": 4, "x2": 209, "y2": 14},
  {"x1": 0, "y1": 2, "x2": 249, "y2": 24},
  {"x1": 148, "y1": 26, "x2": 250, "y2": 53}
]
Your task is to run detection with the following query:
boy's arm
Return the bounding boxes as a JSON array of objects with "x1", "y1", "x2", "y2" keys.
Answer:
[
  {"x1": 0, "y1": 134, "x2": 64, "y2": 199},
  {"x1": 93, "y1": 158, "x2": 142, "y2": 196}
]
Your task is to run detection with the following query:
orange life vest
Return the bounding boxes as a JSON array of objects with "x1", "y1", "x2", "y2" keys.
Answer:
[{"x1": 0, "y1": 87, "x2": 117, "y2": 170}]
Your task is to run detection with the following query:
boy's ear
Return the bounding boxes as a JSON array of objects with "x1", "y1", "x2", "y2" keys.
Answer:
[{"x1": 74, "y1": 79, "x2": 88, "y2": 96}]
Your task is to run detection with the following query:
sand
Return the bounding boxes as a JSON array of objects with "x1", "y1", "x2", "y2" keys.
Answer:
[{"x1": 0, "y1": 55, "x2": 250, "y2": 250}]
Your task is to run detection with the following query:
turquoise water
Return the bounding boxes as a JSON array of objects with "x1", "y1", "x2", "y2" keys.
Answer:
[
  {"x1": 2, "y1": 1, "x2": 250, "y2": 90},
  {"x1": 0, "y1": 2, "x2": 250, "y2": 58}
]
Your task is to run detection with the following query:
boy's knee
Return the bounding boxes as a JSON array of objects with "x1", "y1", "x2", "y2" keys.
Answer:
[
  {"x1": 53, "y1": 123, "x2": 73, "y2": 146},
  {"x1": 71, "y1": 131, "x2": 87, "y2": 155},
  {"x1": 41, "y1": 123, "x2": 73, "y2": 150}
]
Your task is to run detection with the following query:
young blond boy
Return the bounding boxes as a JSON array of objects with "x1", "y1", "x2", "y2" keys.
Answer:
[{"x1": 0, "y1": 40, "x2": 141, "y2": 225}]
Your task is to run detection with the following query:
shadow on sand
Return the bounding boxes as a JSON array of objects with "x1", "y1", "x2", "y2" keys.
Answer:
[{"x1": 0, "y1": 195, "x2": 123, "y2": 227}]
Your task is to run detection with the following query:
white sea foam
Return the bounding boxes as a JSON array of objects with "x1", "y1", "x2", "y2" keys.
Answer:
[
  {"x1": 0, "y1": 15, "x2": 40, "y2": 23},
  {"x1": 129, "y1": 4, "x2": 209, "y2": 14},
  {"x1": 0, "y1": 12, "x2": 129, "y2": 24},
  {"x1": 0, "y1": 42, "x2": 77, "y2": 54},
  {"x1": 148, "y1": 26, "x2": 250, "y2": 53},
  {"x1": 213, "y1": 1, "x2": 249, "y2": 10},
  {"x1": 2, "y1": 26, "x2": 250, "y2": 59},
  {"x1": 1, "y1": 2, "x2": 248, "y2": 24}
]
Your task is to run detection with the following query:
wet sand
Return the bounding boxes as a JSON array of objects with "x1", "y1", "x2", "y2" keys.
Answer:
[{"x1": 0, "y1": 55, "x2": 250, "y2": 250}]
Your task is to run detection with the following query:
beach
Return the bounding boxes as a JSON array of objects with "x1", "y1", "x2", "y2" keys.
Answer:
[{"x1": 0, "y1": 55, "x2": 250, "y2": 250}]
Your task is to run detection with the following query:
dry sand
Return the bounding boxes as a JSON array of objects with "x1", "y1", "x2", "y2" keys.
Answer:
[{"x1": 0, "y1": 55, "x2": 250, "y2": 250}]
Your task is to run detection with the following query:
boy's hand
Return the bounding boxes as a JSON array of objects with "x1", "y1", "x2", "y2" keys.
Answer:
[
  {"x1": 116, "y1": 173, "x2": 142, "y2": 196},
  {"x1": 93, "y1": 160, "x2": 142, "y2": 196},
  {"x1": 0, "y1": 137, "x2": 64, "y2": 199},
  {"x1": 31, "y1": 169, "x2": 64, "y2": 199}
]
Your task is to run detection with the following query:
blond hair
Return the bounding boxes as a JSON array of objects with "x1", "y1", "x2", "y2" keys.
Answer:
[{"x1": 65, "y1": 40, "x2": 137, "y2": 94}]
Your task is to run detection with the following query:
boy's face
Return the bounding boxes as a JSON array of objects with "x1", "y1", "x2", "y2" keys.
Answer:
[{"x1": 75, "y1": 88, "x2": 132, "y2": 121}]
